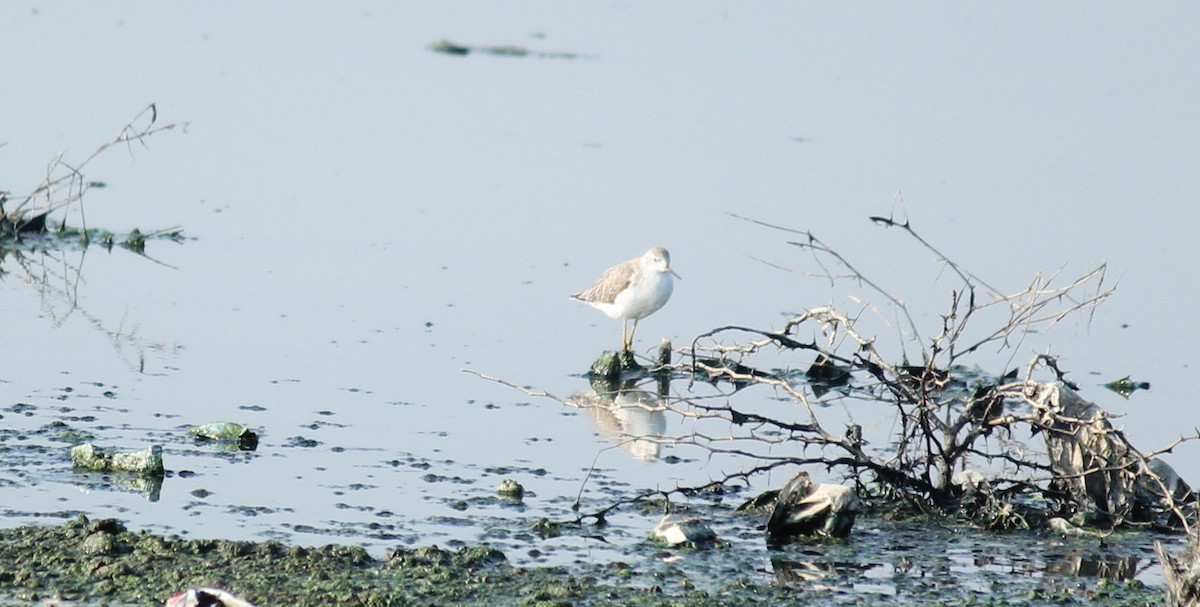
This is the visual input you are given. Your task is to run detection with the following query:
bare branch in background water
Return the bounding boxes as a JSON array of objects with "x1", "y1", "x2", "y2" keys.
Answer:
[
  {"x1": 1, "y1": 104, "x2": 189, "y2": 374},
  {"x1": 1, "y1": 103, "x2": 189, "y2": 237}
]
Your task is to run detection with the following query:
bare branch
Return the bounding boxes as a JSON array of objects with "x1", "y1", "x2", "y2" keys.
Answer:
[
  {"x1": 472, "y1": 213, "x2": 1194, "y2": 535},
  {"x1": 4, "y1": 104, "x2": 189, "y2": 232}
]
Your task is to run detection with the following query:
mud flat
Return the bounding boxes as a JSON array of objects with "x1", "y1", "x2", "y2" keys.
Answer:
[{"x1": 0, "y1": 514, "x2": 1169, "y2": 607}]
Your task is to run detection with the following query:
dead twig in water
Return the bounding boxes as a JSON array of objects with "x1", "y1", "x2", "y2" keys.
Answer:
[{"x1": 2, "y1": 103, "x2": 189, "y2": 236}]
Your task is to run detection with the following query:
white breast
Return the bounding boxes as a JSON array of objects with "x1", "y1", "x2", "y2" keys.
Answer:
[{"x1": 610, "y1": 269, "x2": 674, "y2": 320}]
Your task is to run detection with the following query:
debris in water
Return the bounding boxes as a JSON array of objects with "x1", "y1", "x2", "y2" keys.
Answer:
[
  {"x1": 165, "y1": 588, "x2": 258, "y2": 607},
  {"x1": 1048, "y1": 517, "x2": 1108, "y2": 539},
  {"x1": 429, "y1": 38, "x2": 582, "y2": 60},
  {"x1": 1104, "y1": 375, "x2": 1151, "y2": 397},
  {"x1": 767, "y1": 471, "x2": 861, "y2": 542},
  {"x1": 70, "y1": 443, "x2": 164, "y2": 477},
  {"x1": 189, "y1": 422, "x2": 259, "y2": 450},
  {"x1": 649, "y1": 513, "x2": 718, "y2": 548},
  {"x1": 497, "y1": 478, "x2": 525, "y2": 501}
]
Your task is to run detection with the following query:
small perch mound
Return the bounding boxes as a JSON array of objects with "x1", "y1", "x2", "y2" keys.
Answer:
[
  {"x1": 587, "y1": 339, "x2": 673, "y2": 386},
  {"x1": 588, "y1": 350, "x2": 641, "y2": 381}
]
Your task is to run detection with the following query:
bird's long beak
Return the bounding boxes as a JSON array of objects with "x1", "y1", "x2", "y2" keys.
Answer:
[{"x1": 667, "y1": 267, "x2": 681, "y2": 279}]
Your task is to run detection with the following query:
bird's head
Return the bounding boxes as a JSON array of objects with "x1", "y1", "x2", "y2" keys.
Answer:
[{"x1": 646, "y1": 247, "x2": 681, "y2": 279}]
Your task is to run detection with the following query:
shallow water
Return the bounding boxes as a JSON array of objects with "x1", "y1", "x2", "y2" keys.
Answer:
[{"x1": 2, "y1": 2, "x2": 1199, "y2": 600}]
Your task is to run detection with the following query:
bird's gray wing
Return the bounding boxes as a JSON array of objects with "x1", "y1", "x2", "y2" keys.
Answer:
[{"x1": 571, "y1": 258, "x2": 636, "y2": 304}]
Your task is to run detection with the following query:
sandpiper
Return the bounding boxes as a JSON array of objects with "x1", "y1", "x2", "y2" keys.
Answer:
[{"x1": 571, "y1": 247, "x2": 679, "y2": 351}]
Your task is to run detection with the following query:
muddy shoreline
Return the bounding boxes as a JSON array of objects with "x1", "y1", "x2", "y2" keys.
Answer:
[
  {"x1": 0, "y1": 514, "x2": 1168, "y2": 606},
  {"x1": 0, "y1": 514, "x2": 785, "y2": 606}
]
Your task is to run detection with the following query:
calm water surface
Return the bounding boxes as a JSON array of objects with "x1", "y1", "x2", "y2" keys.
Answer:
[{"x1": 2, "y1": 2, "x2": 1198, "y2": 596}]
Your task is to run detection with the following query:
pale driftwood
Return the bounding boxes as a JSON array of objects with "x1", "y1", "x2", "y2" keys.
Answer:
[
  {"x1": 1024, "y1": 381, "x2": 1192, "y2": 531},
  {"x1": 1159, "y1": 532, "x2": 1200, "y2": 607}
]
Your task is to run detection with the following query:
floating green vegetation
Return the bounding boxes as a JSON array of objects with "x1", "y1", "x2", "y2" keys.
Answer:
[
  {"x1": 429, "y1": 38, "x2": 583, "y2": 60},
  {"x1": 1104, "y1": 375, "x2": 1151, "y2": 398},
  {"x1": 2, "y1": 221, "x2": 187, "y2": 254}
]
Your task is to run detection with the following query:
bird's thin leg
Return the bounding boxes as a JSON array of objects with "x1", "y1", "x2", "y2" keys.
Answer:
[
  {"x1": 628, "y1": 319, "x2": 639, "y2": 350},
  {"x1": 621, "y1": 319, "x2": 630, "y2": 351}
]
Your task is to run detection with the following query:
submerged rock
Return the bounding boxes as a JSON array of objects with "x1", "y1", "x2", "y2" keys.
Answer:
[
  {"x1": 429, "y1": 39, "x2": 470, "y2": 55},
  {"x1": 70, "y1": 443, "x2": 164, "y2": 477},
  {"x1": 766, "y1": 471, "x2": 861, "y2": 542},
  {"x1": 428, "y1": 38, "x2": 581, "y2": 60}
]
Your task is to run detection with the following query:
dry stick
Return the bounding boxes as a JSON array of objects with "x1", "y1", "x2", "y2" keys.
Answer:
[
  {"x1": 726, "y1": 211, "x2": 925, "y2": 358},
  {"x1": 463, "y1": 368, "x2": 692, "y2": 511},
  {"x1": 867, "y1": 215, "x2": 1114, "y2": 391},
  {"x1": 460, "y1": 369, "x2": 568, "y2": 405},
  {"x1": 469, "y1": 363, "x2": 848, "y2": 513},
  {"x1": 811, "y1": 228, "x2": 1150, "y2": 509},
  {"x1": 6, "y1": 108, "x2": 188, "y2": 374},
  {"x1": 574, "y1": 445, "x2": 614, "y2": 513},
  {"x1": 868, "y1": 214, "x2": 1004, "y2": 299},
  {"x1": 690, "y1": 335, "x2": 924, "y2": 490},
  {"x1": 793, "y1": 234, "x2": 924, "y2": 359},
  {"x1": 14, "y1": 151, "x2": 67, "y2": 218},
  {"x1": 686, "y1": 323, "x2": 832, "y2": 387},
  {"x1": 978, "y1": 266, "x2": 1112, "y2": 374},
  {"x1": 10, "y1": 103, "x2": 189, "y2": 224}
]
